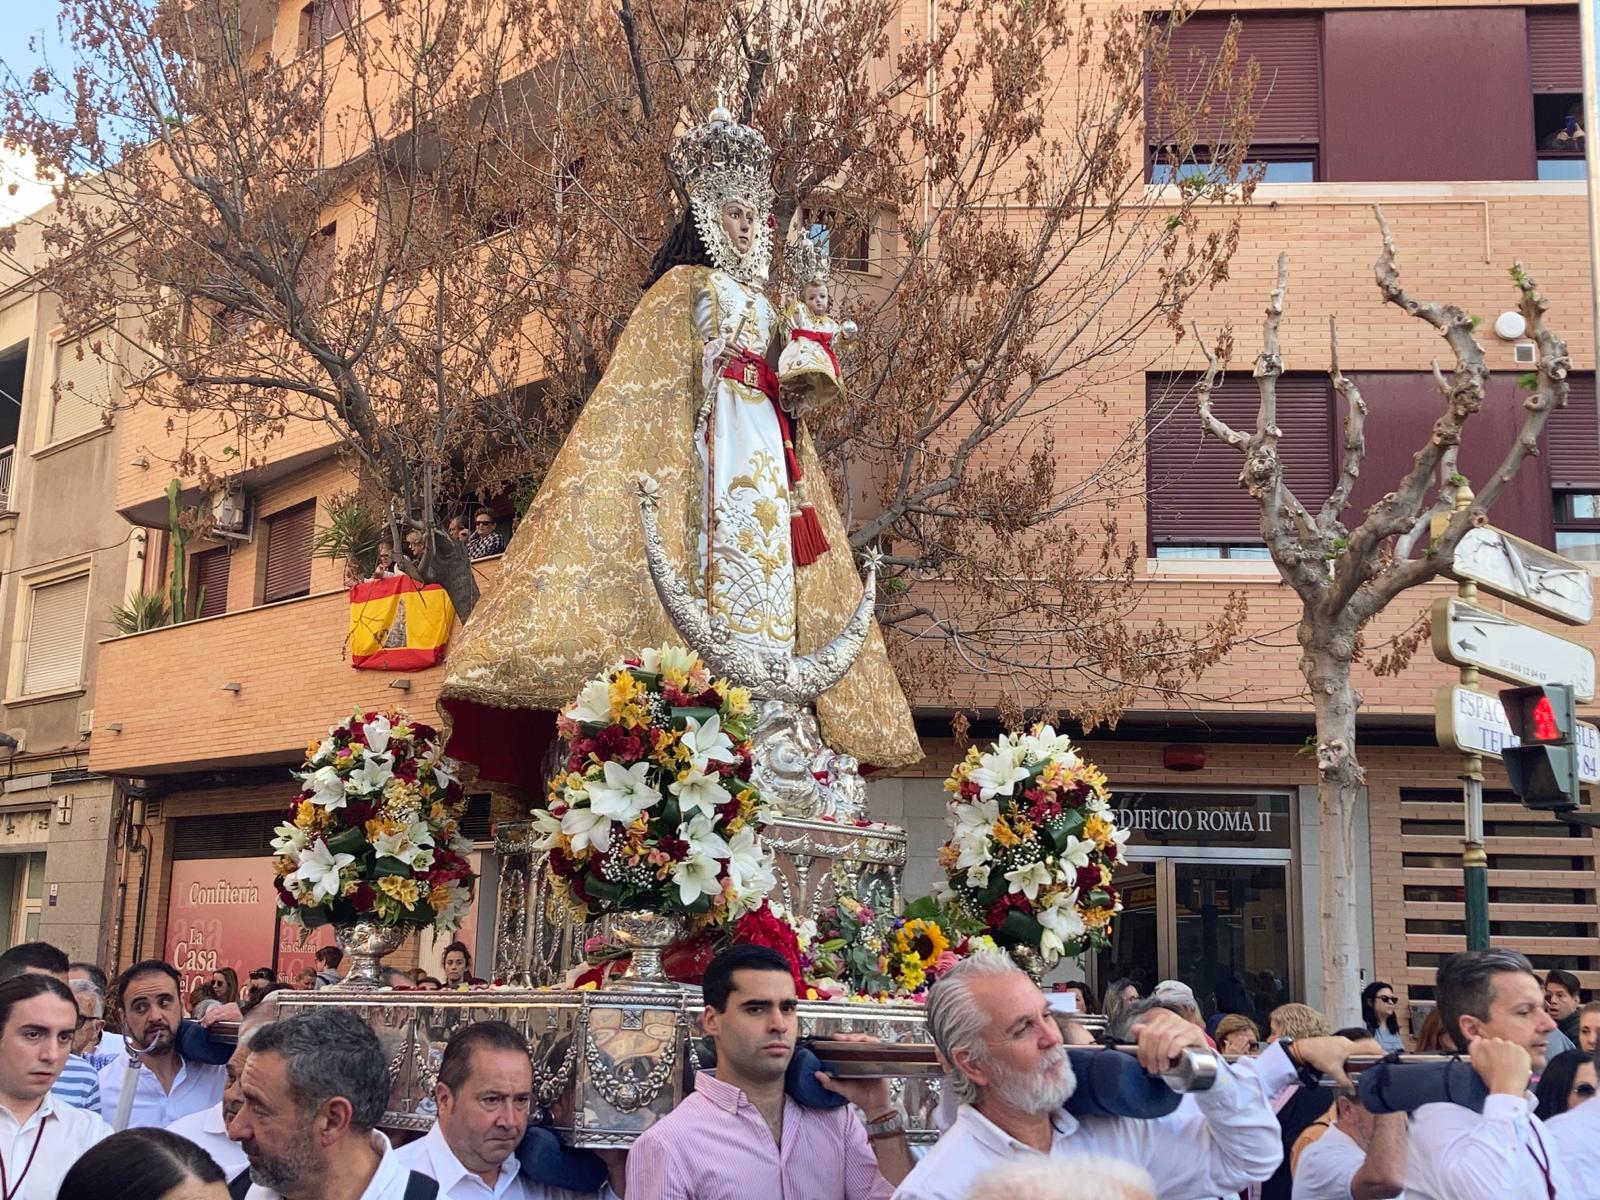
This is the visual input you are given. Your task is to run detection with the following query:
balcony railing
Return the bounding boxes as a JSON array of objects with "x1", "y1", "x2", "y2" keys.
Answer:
[{"x1": 0, "y1": 445, "x2": 15, "y2": 512}]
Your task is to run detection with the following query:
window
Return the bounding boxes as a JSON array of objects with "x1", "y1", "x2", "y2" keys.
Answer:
[
  {"x1": 191, "y1": 547, "x2": 230, "y2": 619},
  {"x1": 1146, "y1": 14, "x2": 1321, "y2": 183},
  {"x1": 20, "y1": 573, "x2": 89, "y2": 695},
  {"x1": 297, "y1": 0, "x2": 352, "y2": 51},
  {"x1": 48, "y1": 334, "x2": 112, "y2": 444},
  {"x1": 1529, "y1": 8, "x2": 1585, "y2": 179},
  {"x1": 1144, "y1": 373, "x2": 1333, "y2": 556},
  {"x1": 301, "y1": 223, "x2": 337, "y2": 304},
  {"x1": 1548, "y1": 374, "x2": 1599, "y2": 559},
  {"x1": 262, "y1": 502, "x2": 315, "y2": 604},
  {"x1": 801, "y1": 208, "x2": 870, "y2": 273}
]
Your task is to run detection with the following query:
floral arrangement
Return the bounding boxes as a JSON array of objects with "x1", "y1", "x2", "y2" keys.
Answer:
[
  {"x1": 534, "y1": 645, "x2": 777, "y2": 923},
  {"x1": 271, "y1": 710, "x2": 475, "y2": 930},
  {"x1": 801, "y1": 895, "x2": 963, "y2": 998},
  {"x1": 938, "y1": 725, "x2": 1126, "y2": 966}
]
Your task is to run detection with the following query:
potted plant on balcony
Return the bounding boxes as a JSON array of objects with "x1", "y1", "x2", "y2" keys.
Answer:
[
  {"x1": 271, "y1": 708, "x2": 475, "y2": 988},
  {"x1": 533, "y1": 645, "x2": 778, "y2": 988}
]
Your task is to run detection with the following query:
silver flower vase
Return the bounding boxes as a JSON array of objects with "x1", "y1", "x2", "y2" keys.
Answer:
[
  {"x1": 608, "y1": 909, "x2": 684, "y2": 990},
  {"x1": 1008, "y1": 942, "x2": 1048, "y2": 988},
  {"x1": 332, "y1": 920, "x2": 408, "y2": 989}
]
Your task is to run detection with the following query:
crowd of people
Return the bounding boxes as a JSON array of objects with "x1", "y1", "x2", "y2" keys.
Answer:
[
  {"x1": 370, "y1": 512, "x2": 506, "y2": 582},
  {"x1": 0, "y1": 935, "x2": 1594, "y2": 1198}
]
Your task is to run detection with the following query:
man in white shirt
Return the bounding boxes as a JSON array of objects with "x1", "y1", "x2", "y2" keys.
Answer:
[
  {"x1": 1546, "y1": 1081, "x2": 1600, "y2": 1191},
  {"x1": 166, "y1": 988, "x2": 288, "y2": 1179},
  {"x1": 1291, "y1": 1086, "x2": 1406, "y2": 1199},
  {"x1": 0, "y1": 972, "x2": 110, "y2": 1197},
  {"x1": 892, "y1": 952, "x2": 1365, "y2": 1200},
  {"x1": 98, "y1": 959, "x2": 227, "y2": 1129},
  {"x1": 395, "y1": 1020, "x2": 615, "y2": 1199},
  {"x1": 231, "y1": 1006, "x2": 439, "y2": 1199},
  {"x1": 1403, "y1": 948, "x2": 1576, "y2": 1199}
]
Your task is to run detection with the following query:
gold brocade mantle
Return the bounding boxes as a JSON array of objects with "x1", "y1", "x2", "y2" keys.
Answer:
[{"x1": 439, "y1": 266, "x2": 921, "y2": 770}]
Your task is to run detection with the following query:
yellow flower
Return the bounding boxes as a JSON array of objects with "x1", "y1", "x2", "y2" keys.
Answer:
[
  {"x1": 378, "y1": 875, "x2": 421, "y2": 909},
  {"x1": 722, "y1": 686, "x2": 753, "y2": 718},
  {"x1": 1083, "y1": 906, "x2": 1115, "y2": 930},
  {"x1": 427, "y1": 884, "x2": 453, "y2": 910},
  {"x1": 364, "y1": 816, "x2": 401, "y2": 842},
  {"x1": 609, "y1": 671, "x2": 646, "y2": 712},
  {"x1": 305, "y1": 739, "x2": 322, "y2": 762},
  {"x1": 1084, "y1": 813, "x2": 1114, "y2": 845},
  {"x1": 893, "y1": 918, "x2": 951, "y2": 967},
  {"x1": 897, "y1": 955, "x2": 927, "y2": 991},
  {"x1": 293, "y1": 801, "x2": 319, "y2": 829},
  {"x1": 991, "y1": 818, "x2": 1020, "y2": 848}
]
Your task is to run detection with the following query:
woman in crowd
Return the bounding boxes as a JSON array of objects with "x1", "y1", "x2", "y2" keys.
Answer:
[
  {"x1": 209, "y1": 966, "x2": 238, "y2": 1007},
  {"x1": 1534, "y1": 1047, "x2": 1597, "y2": 1121},
  {"x1": 1101, "y1": 977, "x2": 1138, "y2": 1033},
  {"x1": 59, "y1": 1128, "x2": 226, "y2": 1200},
  {"x1": 1361, "y1": 979, "x2": 1406, "y2": 1051},
  {"x1": 1215, "y1": 1013, "x2": 1262, "y2": 1056}
]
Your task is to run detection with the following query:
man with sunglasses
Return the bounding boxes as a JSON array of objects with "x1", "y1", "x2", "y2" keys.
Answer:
[{"x1": 466, "y1": 510, "x2": 504, "y2": 560}]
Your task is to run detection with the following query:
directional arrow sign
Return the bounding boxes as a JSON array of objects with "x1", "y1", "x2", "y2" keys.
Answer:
[
  {"x1": 1435, "y1": 684, "x2": 1600, "y2": 783},
  {"x1": 1447, "y1": 527, "x2": 1594, "y2": 625},
  {"x1": 1431, "y1": 597, "x2": 1597, "y2": 701}
]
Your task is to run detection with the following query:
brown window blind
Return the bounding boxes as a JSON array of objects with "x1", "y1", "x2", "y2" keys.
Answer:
[
  {"x1": 1548, "y1": 373, "x2": 1599, "y2": 490},
  {"x1": 1145, "y1": 373, "x2": 1333, "y2": 548},
  {"x1": 262, "y1": 501, "x2": 315, "y2": 603},
  {"x1": 1148, "y1": 14, "x2": 1322, "y2": 147},
  {"x1": 1528, "y1": 7, "x2": 1582, "y2": 92},
  {"x1": 192, "y1": 547, "x2": 230, "y2": 619}
]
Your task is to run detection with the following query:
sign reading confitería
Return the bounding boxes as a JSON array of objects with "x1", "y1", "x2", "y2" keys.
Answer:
[{"x1": 1110, "y1": 791, "x2": 1291, "y2": 848}]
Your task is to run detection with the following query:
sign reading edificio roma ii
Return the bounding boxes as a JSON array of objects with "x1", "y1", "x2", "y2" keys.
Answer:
[
  {"x1": 1435, "y1": 685, "x2": 1600, "y2": 783},
  {"x1": 1447, "y1": 527, "x2": 1594, "y2": 625},
  {"x1": 1431, "y1": 597, "x2": 1597, "y2": 701}
]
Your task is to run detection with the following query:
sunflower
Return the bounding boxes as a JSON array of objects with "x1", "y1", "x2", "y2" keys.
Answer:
[{"x1": 893, "y1": 918, "x2": 951, "y2": 968}]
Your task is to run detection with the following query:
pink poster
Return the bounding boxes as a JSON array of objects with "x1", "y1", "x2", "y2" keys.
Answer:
[
  {"x1": 276, "y1": 921, "x2": 336, "y2": 983},
  {"x1": 167, "y1": 858, "x2": 280, "y2": 1002}
]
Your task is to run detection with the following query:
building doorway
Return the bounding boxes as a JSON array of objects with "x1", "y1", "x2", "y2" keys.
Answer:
[{"x1": 1093, "y1": 790, "x2": 1296, "y2": 1024}]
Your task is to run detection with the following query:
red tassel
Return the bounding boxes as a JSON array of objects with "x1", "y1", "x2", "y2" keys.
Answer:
[{"x1": 791, "y1": 506, "x2": 830, "y2": 566}]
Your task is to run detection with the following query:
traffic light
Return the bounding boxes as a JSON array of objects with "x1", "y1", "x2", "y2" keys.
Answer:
[{"x1": 1499, "y1": 684, "x2": 1581, "y2": 811}]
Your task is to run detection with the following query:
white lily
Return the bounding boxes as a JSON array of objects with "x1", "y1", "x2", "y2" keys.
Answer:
[
  {"x1": 427, "y1": 751, "x2": 458, "y2": 791},
  {"x1": 371, "y1": 827, "x2": 418, "y2": 866},
  {"x1": 953, "y1": 831, "x2": 993, "y2": 872},
  {"x1": 640, "y1": 644, "x2": 699, "y2": 678},
  {"x1": 964, "y1": 863, "x2": 991, "y2": 890},
  {"x1": 348, "y1": 751, "x2": 395, "y2": 796},
  {"x1": 951, "y1": 796, "x2": 1000, "y2": 834},
  {"x1": 1004, "y1": 860, "x2": 1054, "y2": 901},
  {"x1": 433, "y1": 883, "x2": 472, "y2": 931},
  {"x1": 565, "y1": 678, "x2": 614, "y2": 725},
  {"x1": 1057, "y1": 834, "x2": 1096, "y2": 871},
  {"x1": 681, "y1": 713, "x2": 736, "y2": 770},
  {"x1": 303, "y1": 765, "x2": 347, "y2": 810},
  {"x1": 1021, "y1": 725, "x2": 1076, "y2": 764},
  {"x1": 671, "y1": 824, "x2": 729, "y2": 906},
  {"x1": 724, "y1": 824, "x2": 775, "y2": 899},
  {"x1": 310, "y1": 738, "x2": 336, "y2": 767},
  {"x1": 362, "y1": 714, "x2": 393, "y2": 756},
  {"x1": 670, "y1": 766, "x2": 727, "y2": 818},
  {"x1": 585, "y1": 760, "x2": 661, "y2": 824},
  {"x1": 1036, "y1": 897, "x2": 1086, "y2": 963},
  {"x1": 529, "y1": 807, "x2": 564, "y2": 850},
  {"x1": 289, "y1": 839, "x2": 355, "y2": 905},
  {"x1": 561, "y1": 805, "x2": 614, "y2": 855},
  {"x1": 270, "y1": 821, "x2": 308, "y2": 856},
  {"x1": 968, "y1": 744, "x2": 1030, "y2": 800}
]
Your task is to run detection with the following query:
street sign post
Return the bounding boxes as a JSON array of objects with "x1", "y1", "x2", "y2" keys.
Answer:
[
  {"x1": 1434, "y1": 684, "x2": 1600, "y2": 784},
  {"x1": 1447, "y1": 527, "x2": 1594, "y2": 625},
  {"x1": 1431, "y1": 597, "x2": 1597, "y2": 701}
]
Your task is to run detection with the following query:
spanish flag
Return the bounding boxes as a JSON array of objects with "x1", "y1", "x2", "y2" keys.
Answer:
[{"x1": 349, "y1": 576, "x2": 456, "y2": 670}]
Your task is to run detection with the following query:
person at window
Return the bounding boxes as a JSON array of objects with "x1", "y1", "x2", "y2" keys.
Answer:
[
  {"x1": 1545, "y1": 970, "x2": 1584, "y2": 1046},
  {"x1": 1403, "y1": 948, "x2": 1575, "y2": 1199},
  {"x1": 1362, "y1": 981, "x2": 1406, "y2": 1053},
  {"x1": 57, "y1": 1127, "x2": 225, "y2": 1200},
  {"x1": 467, "y1": 510, "x2": 504, "y2": 559},
  {"x1": 1216, "y1": 1014, "x2": 1262, "y2": 1057},
  {"x1": 439, "y1": 943, "x2": 484, "y2": 989},
  {"x1": 0, "y1": 973, "x2": 111, "y2": 1197},
  {"x1": 892, "y1": 953, "x2": 1365, "y2": 1200},
  {"x1": 1578, "y1": 1002, "x2": 1600, "y2": 1054},
  {"x1": 447, "y1": 517, "x2": 471, "y2": 546},
  {"x1": 395, "y1": 1020, "x2": 619, "y2": 1199},
  {"x1": 1533, "y1": 1048, "x2": 1595, "y2": 1122},
  {"x1": 371, "y1": 545, "x2": 400, "y2": 580},
  {"x1": 1289, "y1": 1083, "x2": 1407, "y2": 1200},
  {"x1": 627, "y1": 944, "x2": 912, "y2": 1200},
  {"x1": 1542, "y1": 104, "x2": 1586, "y2": 152},
  {"x1": 99, "y1": 960, "x2": 227, "y2": 1131},
  {"x1": 229, "y1": 1008, "x2": 434, "y2": 1200}
]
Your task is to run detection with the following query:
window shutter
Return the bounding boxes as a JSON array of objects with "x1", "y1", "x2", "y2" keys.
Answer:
[
  {"x1": 1146, "y1": 374, "x2": 1333, "y2": 547},
  {"x1": 1148, "y1": 14, "x2": 1322, "y2": 146},
  {"x1": 22, "y1": 575, "x2": 89, "y2": 695},
  {"x1": 50, "y1": 336, "x2": 112, "y2": 443},
  {"x1": 193, "y1": 548, "x2": 231, "y2": 619},
  {"x1": 1548, "y1": 373, "x2": 1600, "y2": 490},
  {"x1": 173, "y1": 811, "x2": 285, "y2": 859},
  {"x1": 320, "y1": 0, "x2": 353, "y2": 40},
  {"x1": 263, "y1": 502, "x2": 315, "y2": 603},
  {"x1": 1528, "y1": 7, "x2": 1581, "y2": 92}
]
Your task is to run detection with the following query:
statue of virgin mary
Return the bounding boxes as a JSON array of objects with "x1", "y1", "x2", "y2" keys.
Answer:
[{"x1": 439, "y1": 104, "x2": 921, "y2": 787}]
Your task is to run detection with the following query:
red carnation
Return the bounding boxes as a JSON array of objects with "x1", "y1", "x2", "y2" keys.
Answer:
[
  {"x1": 595, "y1": 725, "x2": 643, "y2": 762},
  {"x1": 275, "y1": 883, "x2": 297, "y2": 908},
  {"x1": 658, "y1": 836, "x2": 689, "y2": 861},
  {"x1": 693, "y1": 688, "x2": 722, "y2": 709},
  {"x1": 1075, "y1": 864, "x2": 1102, "y2": 893},
  {"x1": 986, "y1": 892, "x2": 1034, "y2": 926},
  {"x1": 351, "y1": 883, "x2": 376, "y2": 910},
  {"x1": 960, "y1": 780, "x2": 981, "y2": 799}
]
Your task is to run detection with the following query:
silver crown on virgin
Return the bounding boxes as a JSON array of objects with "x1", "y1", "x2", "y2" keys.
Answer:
[
  {"x1": 786, "y1": 233, "x2": 830, "y2": 287},
  {"x1": 668, "y1": 98, "x2": 774, "y2": 209}
]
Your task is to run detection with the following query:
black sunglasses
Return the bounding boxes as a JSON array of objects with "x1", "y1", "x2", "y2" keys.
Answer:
[
  {"x1": 1375, "y1": 994, "x2": 1398, "y2": 1003},
  {"x1": 1577, "y1": 1083, "x2": 1597, "y2": 1099}
]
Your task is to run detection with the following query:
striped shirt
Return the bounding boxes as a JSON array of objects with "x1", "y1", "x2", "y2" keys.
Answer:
[
  {"x1": 50, "y1": 1054, "x2": 101, "y2": 1112},
  {"x1": 626, "y1": 1070, "x2": 892, "y2": 1200}
]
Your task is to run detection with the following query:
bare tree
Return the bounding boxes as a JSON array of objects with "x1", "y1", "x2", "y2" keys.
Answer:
[
  {"x1": 4, "y1": 0, "x2": 1258, "y2": 713},
  {"x1": 1194, "y1": 207, "x2": 1570, "y2": 1022}
]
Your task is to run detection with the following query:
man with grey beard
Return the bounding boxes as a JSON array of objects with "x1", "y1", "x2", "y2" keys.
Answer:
[
  {"x1": 229, "y1": 1008, "x2": 439, "y2": 1199},
  {"x1": 893, "y1": 953, "x2": 1368, "y2": 1200}
]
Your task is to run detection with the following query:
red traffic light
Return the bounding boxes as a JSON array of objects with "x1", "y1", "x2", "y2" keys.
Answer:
[
  {"x1": 1500, "y1": 684, "x2": 1577, "y2": 746},
  {"x1": 1533, "y1": 697, "x2": 1560, "y2": 742}
]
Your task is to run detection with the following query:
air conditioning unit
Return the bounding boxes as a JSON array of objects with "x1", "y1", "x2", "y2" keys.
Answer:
[{"x1": 209, "y1": 483, "x2": 253, "y2": 540}]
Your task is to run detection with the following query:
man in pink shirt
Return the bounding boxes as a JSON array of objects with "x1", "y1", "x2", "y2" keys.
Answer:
[{"x1": 625, "y1": 945, "x2": 914, "y2": 1200}]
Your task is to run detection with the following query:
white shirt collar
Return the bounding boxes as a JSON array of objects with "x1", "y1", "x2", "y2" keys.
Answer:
[
  {"x1": 0, "y1": 1093, "x2": 57, "y2": 1135},
  {"x1": 422, "y1": 1121, "x2": 519, "y2": 1197},
  {"x1": 956, "y1": 1102, "x2": 1075, "y2": 1153}
]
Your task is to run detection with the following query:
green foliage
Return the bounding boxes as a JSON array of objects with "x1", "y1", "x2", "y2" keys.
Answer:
[
  {"x1": 1517, "y1": 372, "x2": 1540, "y2": 393},
  {"x1": 1447, "y1": 472, "x2": 1469, "y2": 487},
  {"x1": 166, "y1": 479, "x2": 190, "y2": 621},
  {"x1": 109, "y1": 589, "x2": 170, "y2": 635},
  {"x1": 312, "y1": 492, "x2": 386, "y2": 581}
]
